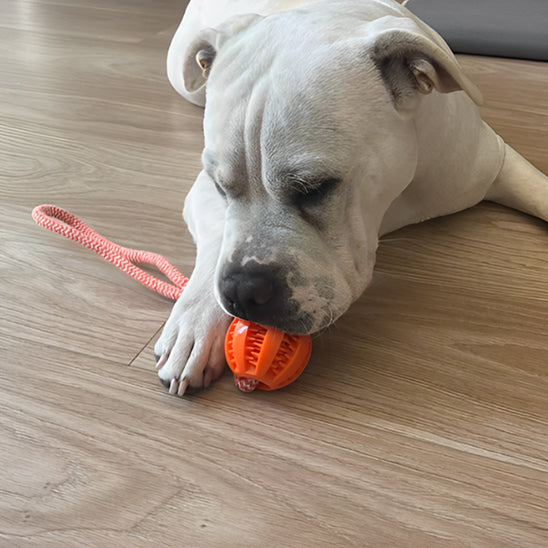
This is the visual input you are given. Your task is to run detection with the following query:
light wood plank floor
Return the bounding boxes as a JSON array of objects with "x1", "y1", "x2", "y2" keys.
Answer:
[{"x1": 1, "y1": 1, "x2": 547, "y2": 545}]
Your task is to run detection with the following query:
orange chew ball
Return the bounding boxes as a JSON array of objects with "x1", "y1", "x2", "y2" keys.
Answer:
[{"x1": 224, "y1": 318, "x2": 312, "y2": 392}]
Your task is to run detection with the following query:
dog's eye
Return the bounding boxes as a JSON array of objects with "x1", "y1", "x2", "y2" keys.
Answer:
[{"x1": 294, "y1": 176, "x2": 341, "y2": 206}]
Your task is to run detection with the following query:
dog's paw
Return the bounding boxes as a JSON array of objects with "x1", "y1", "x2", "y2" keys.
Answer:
[{"x1": 154, "y1": 295, "x2": 232, "y2": 396}]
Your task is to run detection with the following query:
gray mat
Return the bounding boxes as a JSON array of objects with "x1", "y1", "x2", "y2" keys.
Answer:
[{"x1": 406, "y1": 0, "x2": 548, "y2": 61}]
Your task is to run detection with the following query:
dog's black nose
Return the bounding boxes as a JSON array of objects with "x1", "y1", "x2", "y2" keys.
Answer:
[{"x1": 220, "y1": 262, "x2": 282, "y2": 322}]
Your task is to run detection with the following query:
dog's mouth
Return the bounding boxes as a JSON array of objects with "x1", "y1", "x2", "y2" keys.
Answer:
[
  {"x1": 216, "y1": 264, "x2": 337, "y2": 336},
  {"x1": 232, "y1": 312, "x2": 317, "y2": 336},
  {"x1": 217, "y1": 287, "x2": 318, "y2": 336}
]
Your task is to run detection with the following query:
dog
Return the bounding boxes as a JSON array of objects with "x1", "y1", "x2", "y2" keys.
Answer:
[{"x1": 155, "y1": 0, "x2": 548, "y2": 396}]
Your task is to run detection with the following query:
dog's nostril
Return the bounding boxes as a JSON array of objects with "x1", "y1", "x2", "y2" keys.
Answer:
[
  {"x1": 247, "y1": 278, "x2": 273, "y2": 306},
  {"x1": 241, "y1": 276, "x2": 273, "y2": 308}
]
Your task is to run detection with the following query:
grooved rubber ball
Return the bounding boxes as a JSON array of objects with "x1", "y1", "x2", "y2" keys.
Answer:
[{"x1": 224, "y1": 318, "x2": 312, "y2": 392}]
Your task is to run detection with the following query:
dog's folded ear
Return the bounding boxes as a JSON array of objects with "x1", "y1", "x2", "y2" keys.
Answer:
[
  {"x1": 182, "y1": 14, "x2": 263, "y2": 96},
  {"x1": 368, "y1": 16, "x2": 483, "y2": 112},
  {"x1": 182, "y1": 27, "x2": 222, "y2": 94}
]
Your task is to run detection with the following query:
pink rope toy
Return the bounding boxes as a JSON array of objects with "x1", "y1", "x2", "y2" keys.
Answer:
[{"x1": 31, "y1": 205, "x2": 188, "y2": 300}]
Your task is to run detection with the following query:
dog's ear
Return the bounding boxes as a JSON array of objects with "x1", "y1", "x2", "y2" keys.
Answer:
[
  {"x1": 182, "y1": 14, "x2": 262, "y2": 94},
  {"x1": 368, "y1": 16, "x2": 483, "y2": 112},
  {"x1": 182, "y1": 27, "x2": 222, "y2": 94}
]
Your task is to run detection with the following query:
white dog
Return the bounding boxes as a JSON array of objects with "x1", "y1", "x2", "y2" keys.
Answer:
[{"x1": 155, "y1": 0, "x2": 547, "y2": 395}]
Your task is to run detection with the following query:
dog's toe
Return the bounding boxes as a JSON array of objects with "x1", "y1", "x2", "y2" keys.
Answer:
[
  {"x1": 158, "y1": 375, "x2": 204, "y2": 397},
  {"x1": 156, "y1": 356, "x2": 226, "y2": 397}
]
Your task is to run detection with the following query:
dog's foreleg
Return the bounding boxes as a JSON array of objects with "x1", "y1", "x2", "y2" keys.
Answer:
[
  {"x1": 485, "y1": 144, "x2": 548, "y2": 222},
  {"x1": 155, "y1": 170, "x2": 231, "y2": 395}
]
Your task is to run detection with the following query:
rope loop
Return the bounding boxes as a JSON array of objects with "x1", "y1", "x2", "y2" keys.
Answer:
[{"x1": 32, "y1": 205, "x2": 188, "y2": 300}]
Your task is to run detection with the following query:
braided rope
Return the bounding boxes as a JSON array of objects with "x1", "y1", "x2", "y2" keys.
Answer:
[
  {"x1": 32, "y1": 205, "x2": 187, "y2": 300},
  {"x1": 234, "y1": 377, "x2": 259, "y2": 392}
]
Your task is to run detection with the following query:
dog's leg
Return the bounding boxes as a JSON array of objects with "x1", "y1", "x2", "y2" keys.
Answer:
[
  {"x1": 154, "y1": 170, "x2": 231, "y2": 396},
  {"x1": 485, "y1": 144, "x2": 548, "y2": 221}
]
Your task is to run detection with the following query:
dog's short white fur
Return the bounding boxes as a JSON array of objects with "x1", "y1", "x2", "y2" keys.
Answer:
[{"x1": 155, "y1": 0, "x2": 547, "y2": 396}]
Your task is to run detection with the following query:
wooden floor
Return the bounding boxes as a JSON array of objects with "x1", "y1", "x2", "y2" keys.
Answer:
[{"x1": 1, "y1": 1, "x2": 547, "y2": 546}]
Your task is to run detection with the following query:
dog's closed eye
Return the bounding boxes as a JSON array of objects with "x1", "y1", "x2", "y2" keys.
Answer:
[{"x1": 292, "y1": 176, "x2": 341, "y2": 206}]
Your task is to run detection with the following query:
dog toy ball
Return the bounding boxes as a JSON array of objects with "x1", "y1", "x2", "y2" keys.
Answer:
[{"x1": 225, "y1": 318, "x2": 312, "y2": 392}]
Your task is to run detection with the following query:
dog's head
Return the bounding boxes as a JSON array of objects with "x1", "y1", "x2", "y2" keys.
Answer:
[{"x1": 180, "y1": 4, "x2": 481, "y2": 334}]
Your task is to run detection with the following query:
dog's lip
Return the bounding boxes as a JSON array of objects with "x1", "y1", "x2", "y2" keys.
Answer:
[{"x1": 229, "y1": 315, "x2": 319, "y2": 337}]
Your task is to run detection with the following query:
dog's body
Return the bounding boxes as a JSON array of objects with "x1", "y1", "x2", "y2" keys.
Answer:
[{"x1": 156, "y1": 0, "x2": 548, "y2": 395}]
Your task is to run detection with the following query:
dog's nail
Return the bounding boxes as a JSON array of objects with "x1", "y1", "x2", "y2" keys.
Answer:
[
  {"x1": 155, "y1": 353, "x2": 168, "y2": 370},
  {"x1": 169, "y1": 378, "x2": 178, "y2": 395},
  {"x1": 178, "y1": 377, "x2": 190, "y2": 397}
]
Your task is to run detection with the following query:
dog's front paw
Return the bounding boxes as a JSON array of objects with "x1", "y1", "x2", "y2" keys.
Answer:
[{"x1": 154, "y1": 294, "x2": 232, "y2": 396}]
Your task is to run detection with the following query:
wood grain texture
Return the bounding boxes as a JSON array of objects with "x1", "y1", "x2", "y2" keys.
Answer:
[{"x1": 1, "y1": 1, "x2": 547, "y2": 546}]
